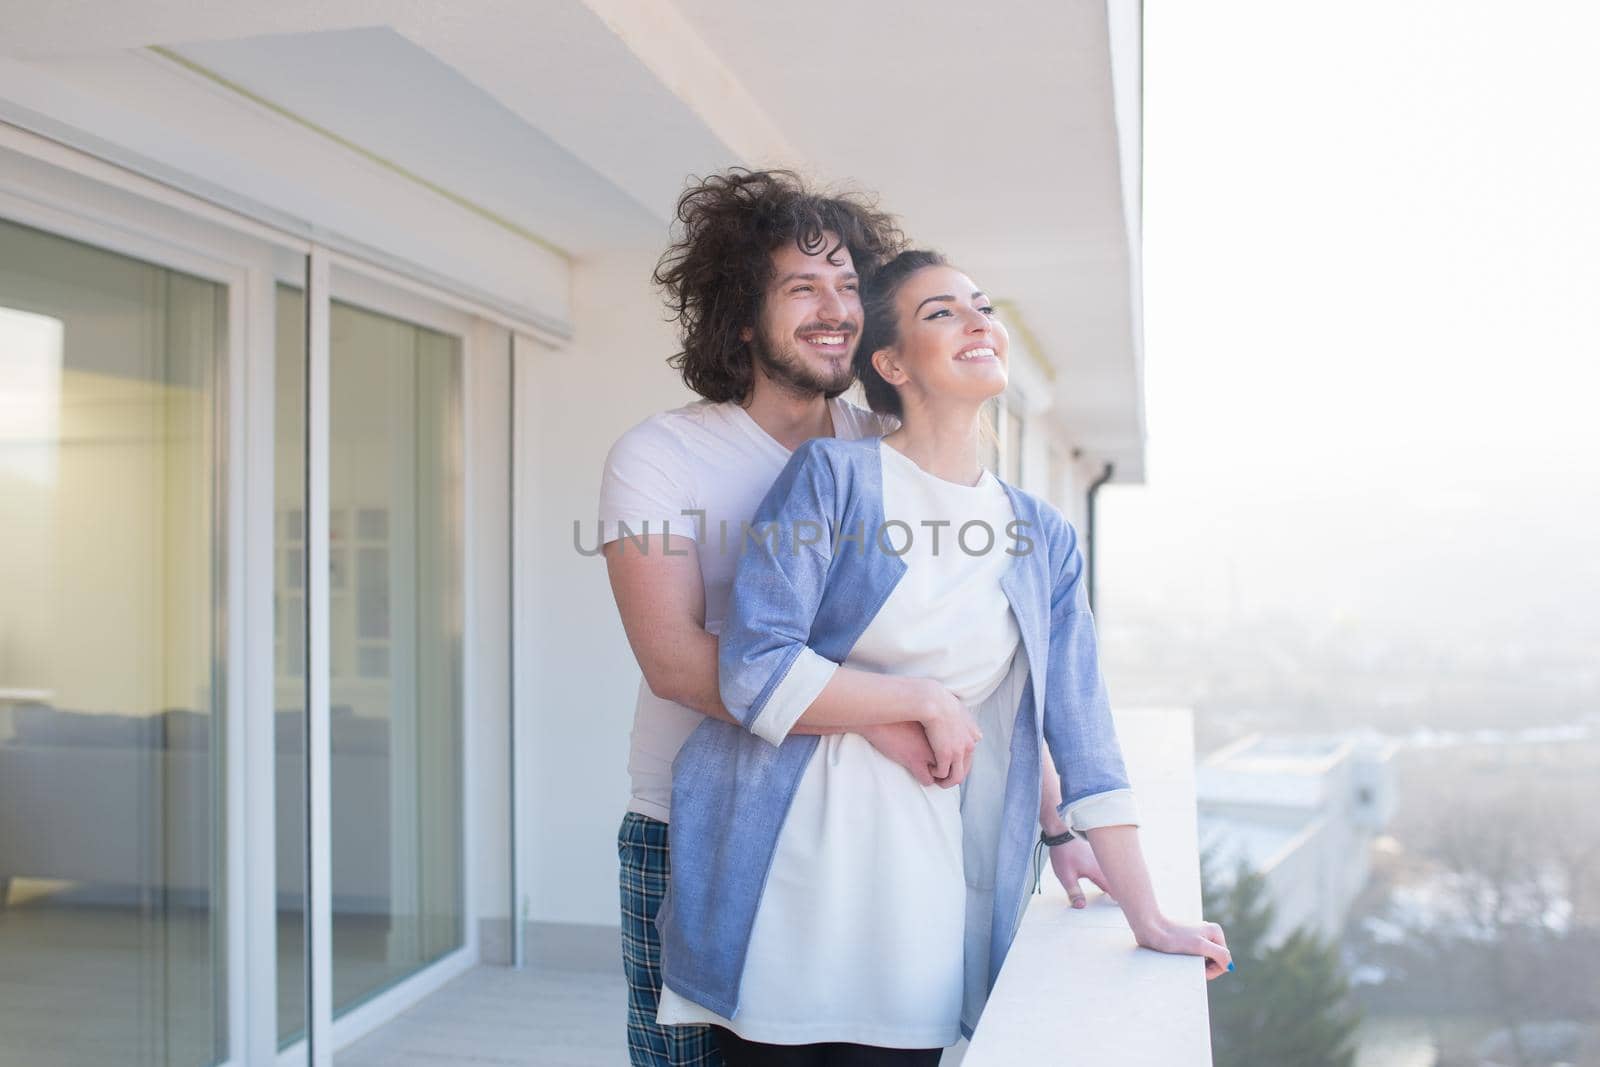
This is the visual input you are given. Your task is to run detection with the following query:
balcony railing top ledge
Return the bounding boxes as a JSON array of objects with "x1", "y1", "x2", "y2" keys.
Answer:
[{"x1": 962, "y1": 707, "x2": 1213, "y2": 1067}]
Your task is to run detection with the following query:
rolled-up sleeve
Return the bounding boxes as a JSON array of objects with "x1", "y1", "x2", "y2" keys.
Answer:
[
  {"x1": 718, "y1": 440, "x2": 841, "y2": 746},
  {"x1": 747, "y1": 646, "x2": 839, "y2": 745},
  {"x1": 1042, "y1": 515, "x2": 1139, "y2": 829},
  {"x1": 1064, "y1": 786, "x2": 1141, "y2": 831}
]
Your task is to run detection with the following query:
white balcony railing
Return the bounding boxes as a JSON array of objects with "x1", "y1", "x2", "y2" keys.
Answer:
[{"x1": 962, "y1": 708, "x2": 1213, "y2": 1066}]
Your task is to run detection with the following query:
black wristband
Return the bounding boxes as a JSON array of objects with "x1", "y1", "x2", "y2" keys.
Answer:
[{"x1": 1041, "y1": 827, "x2": 1075, "y2": 847}]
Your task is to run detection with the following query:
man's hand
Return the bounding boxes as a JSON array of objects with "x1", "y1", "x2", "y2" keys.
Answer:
[
  {"x1": 859, "y1": 721, "x2": 942, "y2": 786},
  {"x1": 1048, "y1": 837, "x2": 1111, "y2": 908}
]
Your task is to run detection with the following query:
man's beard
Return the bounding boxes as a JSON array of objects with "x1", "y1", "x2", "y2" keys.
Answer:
[{"x1": 751, "y1": 325, "x2": 857, "y2": 398}]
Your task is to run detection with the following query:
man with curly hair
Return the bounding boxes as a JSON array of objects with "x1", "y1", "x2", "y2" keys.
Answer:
[{"x1": 597, "y1": 169, "x2": 943, "y2": 1065}]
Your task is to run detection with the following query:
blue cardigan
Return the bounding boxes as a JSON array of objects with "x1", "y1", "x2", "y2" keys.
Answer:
[{"x1": 659, "y1": 434, "x2": 1136, "y2": 1029}]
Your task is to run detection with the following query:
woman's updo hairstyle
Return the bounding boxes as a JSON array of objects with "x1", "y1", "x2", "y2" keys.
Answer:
[{"x1": 853, "y1": 249, "x2": 949, "y2": 418}]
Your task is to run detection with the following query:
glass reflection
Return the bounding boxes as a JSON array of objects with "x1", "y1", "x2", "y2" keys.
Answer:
[
  {"x1": 327, "y1": 299, "x2": 464, "y2": 1015},
  {"x1": 0, "y1": 217, "x2": 227, "y2": 1066}
]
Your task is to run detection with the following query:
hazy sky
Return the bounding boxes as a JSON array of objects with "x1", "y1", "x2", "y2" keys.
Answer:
[{"x1": 1099, "y1": 2, "x2": 1600, "y2": 648}]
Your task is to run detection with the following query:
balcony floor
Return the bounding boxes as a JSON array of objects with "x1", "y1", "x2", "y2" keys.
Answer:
[
  {"x1": 336, "y1": 964, "x2": 628, "y2": 1067},
  {"x1": 337, "y1": 963, "x2": 972, "y2": 1066}
]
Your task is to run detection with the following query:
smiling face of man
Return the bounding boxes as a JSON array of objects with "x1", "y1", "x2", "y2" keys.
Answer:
[{"x1": 745, "y1": 235, "x2": 863, "y2": 397}]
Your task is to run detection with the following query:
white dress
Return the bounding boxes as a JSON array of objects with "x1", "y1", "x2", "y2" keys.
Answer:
[{"x1": 659, "y1": 443, "x2": 1023, "y2": 1047}]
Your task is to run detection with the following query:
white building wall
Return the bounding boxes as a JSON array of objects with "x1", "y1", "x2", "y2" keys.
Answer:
[
  {"x1": 1019, "y1": 413, "x2": 1051, "y2": 500},
  {"x1": 518, "y1": 248, "x2": 687, "y2": 927},
  {"x1": 1256, "y1": 811, "x2": 1375, "y2": 946},
  {"x1": 1200, "y1": 739, "x2": 1396, "y2": 946}
]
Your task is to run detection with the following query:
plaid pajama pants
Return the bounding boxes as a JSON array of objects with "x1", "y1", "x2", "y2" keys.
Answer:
[{"x1": 618, "y1": 811, "x2": 725, "y2": 1067}]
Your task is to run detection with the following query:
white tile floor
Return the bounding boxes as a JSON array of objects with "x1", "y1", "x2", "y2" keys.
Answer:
[
  {"x1": 335, "y1": 964, "x2": 629, "y2": 1067},
  {"x1": 336, "y1": 963, "x2": 972, "y2": 1067}
]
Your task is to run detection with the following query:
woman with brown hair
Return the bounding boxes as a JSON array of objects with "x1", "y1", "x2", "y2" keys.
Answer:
[{"x1": 656, "y1": 250, "x2": 1231, "y2": 1066}]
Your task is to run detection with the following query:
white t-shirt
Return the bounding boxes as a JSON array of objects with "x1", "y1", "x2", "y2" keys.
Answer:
[
  {"x1": 597, "y1": 395, "x2": 897, "y2": 822},
  {"x1": 657, "y1": 441, "x2": 1024, "y2": 1046}
]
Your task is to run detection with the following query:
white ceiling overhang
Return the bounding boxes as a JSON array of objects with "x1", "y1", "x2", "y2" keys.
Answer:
[{"x1": 2, "y1": 0, "x2": 1145, "y2": 478}]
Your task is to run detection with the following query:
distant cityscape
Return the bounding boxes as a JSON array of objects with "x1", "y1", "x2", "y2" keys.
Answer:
[{"x1": 1102, "y1": 609, "x2": 1600, "y2": 1067}]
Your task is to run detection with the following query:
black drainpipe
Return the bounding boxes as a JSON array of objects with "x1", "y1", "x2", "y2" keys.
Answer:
[{"x1": 1086, "y1": 461, "x2": 1115, "y2": 612}]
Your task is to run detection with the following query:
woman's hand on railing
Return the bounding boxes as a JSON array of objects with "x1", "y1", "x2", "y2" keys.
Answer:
[
  {"x1": 1132, "y1": 916, "x2": 1232, "y2": 980},
  {"x1": 1048, "y1": 838, "x2": 1111, "y2": 908}
]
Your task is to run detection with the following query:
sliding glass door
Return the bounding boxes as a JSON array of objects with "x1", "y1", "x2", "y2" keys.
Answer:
[
  {"x1": 0, "y1": 217, "x2": 228, "y2": 1066},
  {"x1": 274, "y1": 282, "x2": 467, "y2": 1050},
  {"x1": 3, "y1": 151, "x2": 477, "y2": 1067},
  {"x1": 324, "y1": 296, "x2": 465, "y2": 1015}
]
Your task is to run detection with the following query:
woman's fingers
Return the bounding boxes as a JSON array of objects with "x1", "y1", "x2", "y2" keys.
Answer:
[
  {"x1": 1197, "y1": 921, "x2": 1231, "y2": 980},
  {"x1": 1195, "y1": 935, "x2": 1231, "y2": 980},
  {"x1": 1137, "y1": 920, "x2": 1234, "y2": 981},
  {"x1": 1143, "y1": 921, "x2": 1234, "y2": 980}
]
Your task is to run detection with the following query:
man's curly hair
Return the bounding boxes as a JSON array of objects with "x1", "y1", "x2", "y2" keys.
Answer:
[{"x1": 654, "y1": 169, "x2": 905, "y2": 403}]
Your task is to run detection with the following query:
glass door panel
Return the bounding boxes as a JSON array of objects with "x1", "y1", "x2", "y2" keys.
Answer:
[
  {"x1": 326, "y1": 297, "x2": 464, "y2": 1015},
  {"x1": 0, "y1": 217, "x2": 228, "y2": 1066}
]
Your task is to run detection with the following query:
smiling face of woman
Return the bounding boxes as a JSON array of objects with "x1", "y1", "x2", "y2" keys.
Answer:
[{"x1": 870, "y1": 264, "x2": 1009, "y2": 409}]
